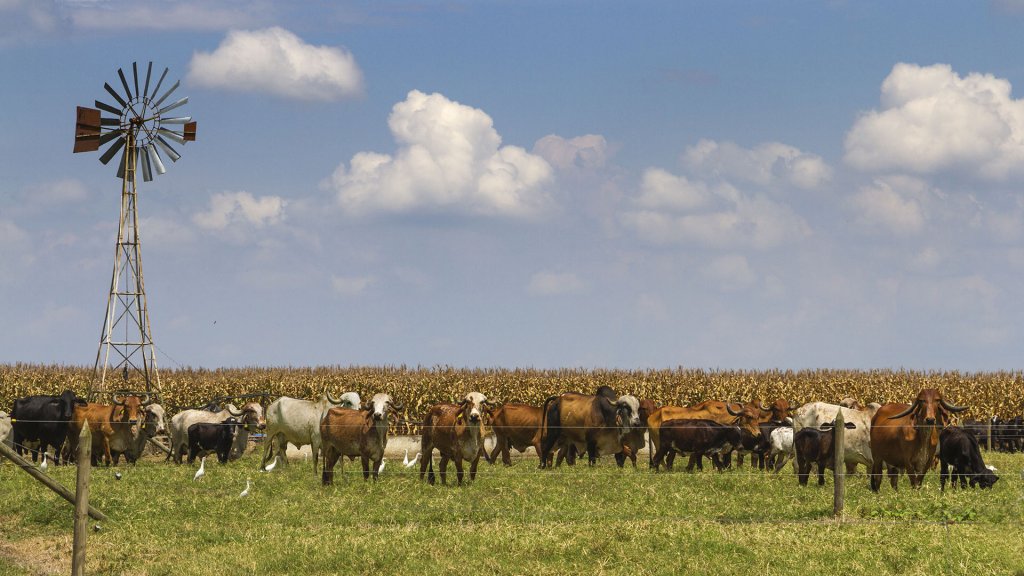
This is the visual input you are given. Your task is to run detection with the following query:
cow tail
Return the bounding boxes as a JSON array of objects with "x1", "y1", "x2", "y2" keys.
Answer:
[
  {"x1": 427, "y1": 456, "x2": 435, "y2": 484},
  {"x1": 539, "y1": 395, "x2": 560, "y2": 463}
]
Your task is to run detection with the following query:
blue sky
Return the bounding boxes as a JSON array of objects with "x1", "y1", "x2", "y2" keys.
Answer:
[{"x1": 3, "y1": 1, "x2": 1024, "y2": 370}]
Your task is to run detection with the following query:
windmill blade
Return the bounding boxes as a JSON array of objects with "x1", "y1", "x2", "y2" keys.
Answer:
[
  {"x1": 132, "y1": 62, "x2": 140, "y2": 102},
  {"x1": 104, "y1": 83, "x2": 128, "y2": 108},
  {"x1": 150, "y1": 67, "x2": 169, "y2": 101},
  {"x1": 139, "y1": 144, "x2": 153, "y2": 182},
  {"x1": 101, "y1": 117, "x2": 121, "y2": 126},
  {"x1": 155, "y1": 136, "x2": 181, "y2": 162},
  {"x1": 116, "y1": 146, "x2": 127, "y2": 179},
  {"x1": 99, "y1": 129, "x2": 123, "y2": 146},
  {"x1": 157, "y1": 128, "x2": 185, "y2": 144},
  {"x1": 99, "y1": 136, "x2": 126, "y2": 165},
  {"x1": 148, "y1": 143, "x2": 166, "y2": 175},
  {"x1": 161, "y1": 116, "x2": 192, "y2": 125},
  {"x1": 95, "y1": 100, "x2": 122, "y2": 116},
  {"x1": 157, "y1": 96, "x2": 188, "y2": 116},
  {"x1": 143, "y1": 62, "x2": 153, "y2": 103},
  {"x1": 152, "y1": 79, "x2": 179, "y2": 108},
  {"x1": 117, "y1": 68, "x2": 133, "y2": 101}
]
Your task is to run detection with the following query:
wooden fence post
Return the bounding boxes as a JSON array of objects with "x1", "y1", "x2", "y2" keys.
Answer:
[
  {"x1": 72, "y1": 421, "x2": 92, "y2": 576},
  {"x1": 833, "y1": 409, "x2": 845, "y2": 519},
  {"x1": 986, "y1": 416, "x2": 993, "y2": 452}
]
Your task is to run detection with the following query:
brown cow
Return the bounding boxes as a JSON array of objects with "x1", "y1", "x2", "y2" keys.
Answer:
[
  {"x1": 420, "y1": 392, "x2": 492, "y2": 485},
  {"x1": 647, "y1": 400, "x2": 762, "y2": 470},
  {"x1": 66, "y1": 394, "x2": 145, "y2": 466},
  {"x1": 487, "y1": 403, "x2": 548, "y2": 466},
  {"x1": 320, "y1": 393, "x2": 402, "y2": 484},
  {"x1": 869, "y1": 388, "x2": 968, "y2": 491},
  {"x1": 538, "y1": 386, "x2": 641, "y2": 467}
]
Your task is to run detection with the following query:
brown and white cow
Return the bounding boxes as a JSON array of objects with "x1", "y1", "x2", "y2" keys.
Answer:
[
  {"x1": 617, "y1": 398, "x2": 657, "y2": 468},
  {"x1": 420, "y1": 392, "x2": 492, "y2": 485},
  {"x1": 869, "y1": 388, "x2": 968, "y2": 491},
  {"x1": 538, "y1": 386, "x2": 641, "y2": 467},
  {"x1": 320, "y1": 393, "x2": 402, "y2": 484},
  {"x1": 66, "y1": 394, "x2": 146, "y2": 466}
]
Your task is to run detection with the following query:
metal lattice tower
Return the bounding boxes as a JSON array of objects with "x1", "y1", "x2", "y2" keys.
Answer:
[{"x1": 73, "y1": 62, "x2": 197, "y2": 400}]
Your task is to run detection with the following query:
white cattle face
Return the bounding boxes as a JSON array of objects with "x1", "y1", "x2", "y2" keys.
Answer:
[
  {"x1": 369, "y1": 393, "x2": 393, "y2": 422},
  {"x1": 145, "y1": 404, "x2": 167, "y2": 436},
  {"x1": 462, "y1": 392, "x2": 487, "y2": 424},
  {"x1": 615, "y1": 395, "x2": 641, "y2": 430}
]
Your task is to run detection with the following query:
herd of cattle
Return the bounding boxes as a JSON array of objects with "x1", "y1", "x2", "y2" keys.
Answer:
[{"x1": 1, "y1": 386, "x2": 1020, "y2": 492}]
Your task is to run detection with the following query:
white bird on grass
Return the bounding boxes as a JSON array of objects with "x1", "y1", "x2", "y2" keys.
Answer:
[
  {"x1": 403, "y1": 449, "x2": 421, "y2": 468},
  {"x1": 239, "y1": 478, "x2": 251, "y2": 498},
  {"x1": 378, "y1": 458, "x2": 386, "y2": 474},
  {"x1": 193, "y1": 457, "x2": 206, "y2": 482},
  {"x1": 39, "y1": 453, "x2": 48, "y2": 472},
  {"x1": 262, "y1": 456, "x2": 278, "y2": 472}
]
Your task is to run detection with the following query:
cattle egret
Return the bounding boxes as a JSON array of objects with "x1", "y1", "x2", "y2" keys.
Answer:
[
  {"x1": 986, "y1": 464, "x2": 998, "y2": 472},
  {"x1": 378, "y1": 458, "x2": 386, "y2": 473},
  {"x1": 39, "y1": 453, "x2": 48, "y2": 472},
  {"x1": 262, "y1": 456, "x2": 278, "y2": 472},
  {"x1": 239, "y1": 478, "x2": 251, "y2": 498},
  {"x1": 115, "y1": 472, "x2": 123, "y2": 480},
  {"x1": 193, "y1": 457, "x2": 206, "y2": 481},
  {"x1": 403, "y1": 451, "x2": 421, "y2": 468}
]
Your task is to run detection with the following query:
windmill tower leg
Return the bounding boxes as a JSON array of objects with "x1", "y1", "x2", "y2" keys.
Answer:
[{"x1": 91, "y1": 131, "x2": 162, "y2": 401}]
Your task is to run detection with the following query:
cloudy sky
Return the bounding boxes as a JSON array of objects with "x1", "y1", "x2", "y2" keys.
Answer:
[{"x1": 2, "y1": 1, "x2": 1024, "y2": 370}]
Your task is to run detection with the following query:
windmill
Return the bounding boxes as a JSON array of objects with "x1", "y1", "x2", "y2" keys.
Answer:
[{"x1": 74, "y1": 62, "x2": 197, "y2": 401}]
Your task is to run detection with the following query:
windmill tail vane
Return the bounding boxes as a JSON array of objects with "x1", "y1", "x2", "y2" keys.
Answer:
[{"x1": 73, "y1": 61, "x2": 198, "y2": 401}]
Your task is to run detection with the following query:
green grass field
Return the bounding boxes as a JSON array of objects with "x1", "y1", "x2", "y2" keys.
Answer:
[{"x1": 1, "y1": 448, "x2": 1022, "y2": 576}]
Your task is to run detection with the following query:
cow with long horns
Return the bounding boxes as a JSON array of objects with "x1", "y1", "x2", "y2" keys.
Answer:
[
  {"x1": 261, "y1": 391, "x2": 361, "y2": 473},
  {"x1": 66, "y1": 393, "x2": 148, "y2": 466},
  {"x1": 869, "y1": 388, "x2": 968, "y2": 491},
  {"x1": 646, "y1": 400, "x2": 763, "y2": 470}
]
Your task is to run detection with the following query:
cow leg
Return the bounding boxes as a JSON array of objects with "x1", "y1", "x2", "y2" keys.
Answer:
[
  {"x1": 817, "y1": 460, "x2": 826, "y2": 486},
  {"x1": 651, "y1": 446, "x2": 669, "y2": 471},
  {"x1": 469, "y1": 455, "x2": 479, "y2": 481},
  {"x1": 453, "y1": 457, "x2": 466, "y2": 485},
  {"x1": 439, "y1": 455, "x2": 450, "y2": 485},
  {"x1": 665, "y1": 451, "x2": 676, "y2": 470},
  {"x1": 797, "y1": 454, "x2": 811, "y2": 486},
  {"x1": 886, "y1": 466, "x2": 899, "y2": 489},
  {"x1": 362, "y1": 455, "x2": 371, "y2": 481},
  {"x1": 585, "y1": 435, "x2": 599, "y2": 466},
  {"x1": 419, "y1": 444, "x2": 432, "y2": 481},
  {"x1": 940, "y1": 460, "x2": 949, "y2": 491},
  {"x1": 614, "y1": 452, "x2": 626, "y2": 468},
  {"x1": 487, "y1": 436, "x2": 503, "y2": 466},
  {"x1": 321, "y1": 445, "x2": 341, "y2": 486}
]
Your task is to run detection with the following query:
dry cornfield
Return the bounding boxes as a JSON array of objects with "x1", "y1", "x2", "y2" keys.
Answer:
[{"x1": 2, "y1": 363, "x2": 1022, "y2": 434}]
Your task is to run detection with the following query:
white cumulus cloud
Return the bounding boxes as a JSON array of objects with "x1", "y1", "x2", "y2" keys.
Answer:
[
  {"x1": 187, "y1": 27, "x2": 363, "y2": 101},
  {"x1": 682, "y1": 139, "x2": 832, "y2": 190},
  {"x1": 845, "y1": 63, "x2": 1024, "y2": 180},
  {"x1": 847, "y1": 176, "x2": 929, "y2": 236},
  {"x1": 328, "y1": 90, "x2": 553, "y2": 218},
  {"x1": 193, "y1": 191, "x2": 286, "y2": 230},
  {"x1": 622, "y1": 169, "x2": 810, "y2": 250}
]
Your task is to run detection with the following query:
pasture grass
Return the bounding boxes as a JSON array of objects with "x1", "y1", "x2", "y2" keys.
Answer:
[{"x1": 1, "y1": 449, "x2": 1023, "y2": 575}]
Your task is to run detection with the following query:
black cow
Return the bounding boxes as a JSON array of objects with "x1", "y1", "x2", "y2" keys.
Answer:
[
  {"x1": 962, "y1": 418, "x2": 991, "y2": 449},
  {"x1": 794, "y1": 421, "x2": 856, "y2": 486},
  {"x1": 187, "y1": 418, "x2": 241, "y2": 464},
  {"x1": 939, "y1": 426, "x2": 999, "y2": 490},
  {"x1": 10, "y1": 390, "x2": 85, "y2": 465},
  {"x1": 651, "y1": 419, "x2": 742, "y2": 472}
]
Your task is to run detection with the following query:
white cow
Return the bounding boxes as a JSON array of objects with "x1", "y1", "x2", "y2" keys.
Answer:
[
  {"x1": 260, "y1": 392, "x2": 361, "y2": 473},
  {"x1": 0, "y1": 411, "x2": 12, "y2": 450},
  {"x1": 792, "y1": 402, "x2": 878, "y2": 473},
  {"x1": 167, "y1": 402, "x2": 265, "y2": 464},
  {"x1": 768, "y1": 426, "x2": 796, "y2": 473}
]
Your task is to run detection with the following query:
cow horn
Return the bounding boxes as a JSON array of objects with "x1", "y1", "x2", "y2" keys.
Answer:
[
  {"x1": 940, "y1": 399, "x2": 969, "y2": 413},
  {"x1": 888, "y1": 400, "x2": 920, "y2": 420},
  {"x1": 141, "y1": 394, "x2": 152, "y2": 406},
  {"x1": 325, "y1": 391, "x2": 343, "y2": 405},
  {"x1": 726, "y1": 402, "x2": 742, "y2": 416},
  {"x1": 390, "y1": 401, "x2": 405, "y2": 412},
  {"x1": 226, "y1": 405, "x2": 244, "y2": 416},
  {"x1": 113, "y1": 394, "x2": 125, "y2": 406},
  {"x1": 758, "y1": 402, "x2": 770, "y2": 411}
]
